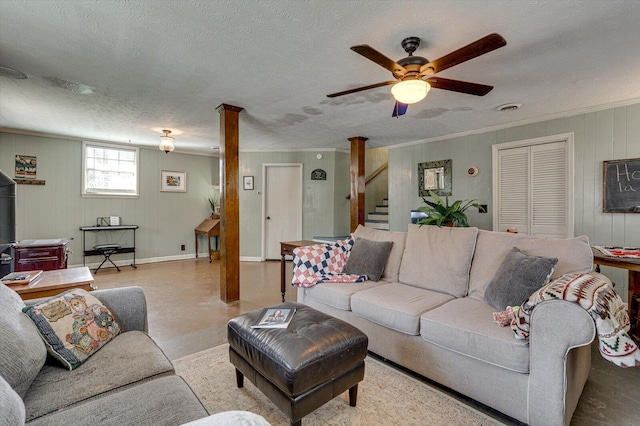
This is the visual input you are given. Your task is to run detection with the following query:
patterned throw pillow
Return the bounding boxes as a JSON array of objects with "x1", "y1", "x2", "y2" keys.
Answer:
[
  {"x1": 23, "y1": 289, "x2": 120, "y2": 370},
  {"x1": 291, "y1": 237, "x2": 355, "y2": 287}
]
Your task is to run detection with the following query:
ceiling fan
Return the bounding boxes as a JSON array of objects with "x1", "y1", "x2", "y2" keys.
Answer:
[{"x1": 327, "y1": 33, "x2": 506, "y2": 117}]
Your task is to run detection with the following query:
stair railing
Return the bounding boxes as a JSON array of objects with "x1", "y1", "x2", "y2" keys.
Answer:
[{"x1": 346, "y1": 162, "x2": 388, "y2": 199}]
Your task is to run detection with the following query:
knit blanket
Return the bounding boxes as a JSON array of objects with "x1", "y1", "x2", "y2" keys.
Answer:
[
  {"x1": 511, "y1": 273, "x2": 640, "y2": 368},
  {"x1": 291, "y1": 237, "x2": 367, "y2": 287}
]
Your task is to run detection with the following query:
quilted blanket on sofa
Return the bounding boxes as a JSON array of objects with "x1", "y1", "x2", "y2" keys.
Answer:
[{"x1": 511, "y1": 273, "x2": 640, "y2": 368}]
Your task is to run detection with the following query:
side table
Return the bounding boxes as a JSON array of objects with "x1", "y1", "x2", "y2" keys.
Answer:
[
  {"x1": 10, "y1": 266, "x2": 95, "y2": 300},
  {"x1": 279, "y1": 240, "x2": 316, "y2": 302},
  {"x1": 592, "y1": 247, "x2": 640, "y2": 339}
]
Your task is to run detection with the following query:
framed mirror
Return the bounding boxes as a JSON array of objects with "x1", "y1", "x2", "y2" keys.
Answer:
[{"x1": 418, "y1": 159, "x2": 452, "y2": 196}]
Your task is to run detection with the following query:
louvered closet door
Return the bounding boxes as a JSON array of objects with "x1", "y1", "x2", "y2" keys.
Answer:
[
  {"x1": 531, "y1": 141, "x2": 568, "y2": 238},
  {"x1": 495, "y1": 138, "x2": 571, "y2": 238},
  {"x1": 497, "y1": 146, "x2": 530, "y2": 234}
]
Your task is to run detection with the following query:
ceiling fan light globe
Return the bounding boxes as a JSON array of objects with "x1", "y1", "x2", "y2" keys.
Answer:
[{"x1": 391, "y1": 80, "x2": 430, "y2": 104}]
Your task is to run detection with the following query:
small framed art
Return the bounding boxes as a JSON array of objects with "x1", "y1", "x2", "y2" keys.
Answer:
[
  {"x1": 161, "y1": 170, "x2": 187, "y2": 192},
  {"x1": 243, "y1": 175, "x2": 254, "y2": 190}
]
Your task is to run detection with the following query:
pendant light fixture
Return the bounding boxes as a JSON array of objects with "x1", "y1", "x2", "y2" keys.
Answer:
[{"x1": 159, "y1": 129, "x2": 175, "y2": 154}]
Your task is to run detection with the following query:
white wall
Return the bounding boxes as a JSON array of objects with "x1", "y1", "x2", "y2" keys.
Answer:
[{"x1": 388, "y1": 103, "x2": 640, "y2": 301}]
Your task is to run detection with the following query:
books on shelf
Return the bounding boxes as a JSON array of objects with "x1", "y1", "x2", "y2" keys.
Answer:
[
  {"x1": 1, "y1": 270, "x2": 43, "y2": 285},
  {"x1": 252, "y1": 307, "x2": 296, "y2": 329}
]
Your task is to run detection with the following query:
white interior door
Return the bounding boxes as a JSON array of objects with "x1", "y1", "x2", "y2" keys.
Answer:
[{"x1": 263, "y1": 164, "x2": 303, "y2": 259}]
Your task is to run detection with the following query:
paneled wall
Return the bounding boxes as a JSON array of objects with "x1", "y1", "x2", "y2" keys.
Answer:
[
  {"x1": 389, "y1": 103, "x2": 640, "y2": 301},
  {"x1": 0, "y1": 132, "x2": 218, "y2": 266},
  {"x1": 238, "y1": 150, "x2": 351, "y2": 258}
]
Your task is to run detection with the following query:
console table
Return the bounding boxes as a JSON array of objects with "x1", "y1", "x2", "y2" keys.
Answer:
[
  {"x1": 280, "y1": 240, "x2": 316, "y2": 302},
  {"x1": 592, "y1": 247, "x2": 640, "y2": 339},
  {"x1": 79, "y1": 225, "x2": 139, "y2": 269}
]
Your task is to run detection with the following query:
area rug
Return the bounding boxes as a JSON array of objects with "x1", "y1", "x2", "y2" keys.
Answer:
[{"x1": 174, "y1": 344, "x2": 504, "y2": 426}]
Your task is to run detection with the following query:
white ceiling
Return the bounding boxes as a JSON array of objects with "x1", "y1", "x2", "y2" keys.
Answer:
[{"x1": 1, "y1": 0, "x2": 639, "y2": 155}]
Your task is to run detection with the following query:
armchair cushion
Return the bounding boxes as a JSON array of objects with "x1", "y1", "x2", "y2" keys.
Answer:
[{"x1": 0, "y1": 283, "x2": 47, "y2": 398}]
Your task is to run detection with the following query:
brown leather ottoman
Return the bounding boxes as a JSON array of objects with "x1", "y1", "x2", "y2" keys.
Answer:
[{"x1": 227, "y1": 302, "x2": 368, "y2": 426}]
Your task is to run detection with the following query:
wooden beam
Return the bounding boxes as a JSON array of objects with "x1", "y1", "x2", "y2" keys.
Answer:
[
  {"x1": 216, "y1": 103, "x2": 243, "y2": 303},
  {"x1": 348, "y1": 136, "x2": 367, "y2": 232}
]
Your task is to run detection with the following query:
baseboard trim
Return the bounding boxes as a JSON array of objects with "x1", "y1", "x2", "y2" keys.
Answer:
[{"x1": 69, "y1": 253, "x2": 264, "y2": 269}]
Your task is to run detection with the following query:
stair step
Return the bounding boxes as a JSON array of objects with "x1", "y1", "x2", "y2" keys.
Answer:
[
  {"x1": 382, "y1": 198, "x2": 388, "y2": 206},
  {"x1": 375, "y1": 205, "x2": 388, "y2": 213},
  {"x1": 367, "y1": 212, "x2": 388, "y2": 221},
  {"x1": 365, "y1": 220, "x2": 389, "y2": 230}
]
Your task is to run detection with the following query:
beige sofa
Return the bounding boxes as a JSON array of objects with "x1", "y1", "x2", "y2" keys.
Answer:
[{"x1": 297, "y1": 224, "x2": 600, "y2": 426}]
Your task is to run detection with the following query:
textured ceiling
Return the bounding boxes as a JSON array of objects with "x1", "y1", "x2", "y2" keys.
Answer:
[{"x1": 1, "y1": 0, "x2": 639, "y2": 154}]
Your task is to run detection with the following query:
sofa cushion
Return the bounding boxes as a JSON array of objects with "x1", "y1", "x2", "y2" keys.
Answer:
[
  {"x1": 398, "y1": 224, "x2": 478, "y2": 297},
  {"x1": 353, "y1": 225, "x2": 407, "y2": 282},
  {"x1": 352, "y1": 283, "x2": 453, "y2": 335},
  {"x1": 302, "y1": 280, "x2": 385, "y2": 311},
  {"x1": 343, "y1": 237, "x2": 393, "y2": 281},
  {"x1": 420, "y1": 297, "x2": 530, "y2": 373},
  {"x1": 484, "y1": 247, "x2": 558, "y2": 311},
  {"x1": 0, "y1": 283, "x2": 47, "y2": 398},
  {"x1": 27, "y1": 375, "x2": 207, "y2": 426},
  {"x1": 0, "y1": 373, "x2": 25, "y2": 426},
  {"x1": 23, "y1": 288, "x2": 121, "y2": 370},
  {"x1": 468, "y1": 230, "x2": 593, "y2": 300},
  {"x1": 23, "y1": 330, "x2": 174, "y2": 422}
]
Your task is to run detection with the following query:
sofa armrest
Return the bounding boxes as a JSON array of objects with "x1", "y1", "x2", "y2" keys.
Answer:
[
  {"x1": 91, "y1": 286, "x2": 148, "y2": 333},
  {"x1": 527, "y1": 299, "x2": 596, "y2": 426}
]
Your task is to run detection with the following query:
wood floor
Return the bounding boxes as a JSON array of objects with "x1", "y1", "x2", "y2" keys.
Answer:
[{"x1": 93, "y1": 259, "x2": 639, "y2": 426}]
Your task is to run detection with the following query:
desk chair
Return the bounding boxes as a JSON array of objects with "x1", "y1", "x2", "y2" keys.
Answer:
[{"x1": 93, "y1": 244, "x2": 121, "y2": 273}]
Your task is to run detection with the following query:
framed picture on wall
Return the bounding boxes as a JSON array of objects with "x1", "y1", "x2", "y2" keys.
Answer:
[
  {"x1": 161, "y1": 170, "x2": 187, "y2": 192},
  {"x1": 243, "y1": 176, "x2": 254, "y2": 190}
]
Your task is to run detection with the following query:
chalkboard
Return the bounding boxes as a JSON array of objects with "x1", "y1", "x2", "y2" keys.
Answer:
[{"x1": 603, "y1": 158, "x2": 640, "y2": 213}]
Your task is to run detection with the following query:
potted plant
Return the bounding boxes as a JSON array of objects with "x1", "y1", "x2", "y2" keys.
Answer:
[
  {"x1": 207, "y1": 194, "x2": 220, "y2": 217},
  {"x1": 417, "y1": 191, "x2": 482, "y2": 227}
]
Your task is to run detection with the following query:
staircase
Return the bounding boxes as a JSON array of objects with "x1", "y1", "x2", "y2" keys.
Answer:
[{"x1": 365, "y1": 198, "x2": 389, "y2": 230}]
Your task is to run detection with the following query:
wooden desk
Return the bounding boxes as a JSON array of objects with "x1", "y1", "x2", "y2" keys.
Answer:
[
  {"x1": 280, "y1": 240, "x2": 316, "y2": 302},
  {"x1": 592, "y1": 247, "x2": 640, "y2": 338},
  {"x1": 11, "y1": 266, "x2": 95, "y2": 300},
  {"x1": 195, "y1": 216, "x2": 220, "y2": 262}
]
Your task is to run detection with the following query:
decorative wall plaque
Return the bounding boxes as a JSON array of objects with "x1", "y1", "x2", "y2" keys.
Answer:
[{"x1": 311, "y1": 169, "x2": 327, "y2": 180}]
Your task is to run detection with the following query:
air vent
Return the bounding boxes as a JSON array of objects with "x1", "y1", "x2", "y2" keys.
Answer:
[{"x1": 497, "y1": 103, "x2": 522, "y2": 112}]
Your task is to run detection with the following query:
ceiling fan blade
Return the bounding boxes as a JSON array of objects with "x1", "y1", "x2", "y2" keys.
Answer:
[
  {"x1": 351, "y1": 44, "x2": 407, "y2": 76},
  {"x1": 420, "y1": 33, "x2": 506, "y2": 74},
  {"x1": 426, "y1": 77, "x2": 493, "y2": 96},
  {"x1": 327, "y1": 81, "x2": 396, "y2": 98},
  {"x1": 392, "y1": 102, "x2": 409, "y2": 117}
]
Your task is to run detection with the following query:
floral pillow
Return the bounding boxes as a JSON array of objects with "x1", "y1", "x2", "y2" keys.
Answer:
[{"x1": 23, "y1": 289, "x2": 120, "y2": 370}]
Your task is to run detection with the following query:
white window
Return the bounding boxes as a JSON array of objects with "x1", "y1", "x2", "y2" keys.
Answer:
[
  {"x1": 492, "y1": 133, "x2": 574, "y2": 238},
  {"x1": 82, "y1": 142, "x2": 139, "y2": 197}
]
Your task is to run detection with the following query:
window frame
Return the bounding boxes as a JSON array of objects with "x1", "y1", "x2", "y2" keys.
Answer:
[{"x1": 82, "y1": 141, "x2": 140, "y2": 198}]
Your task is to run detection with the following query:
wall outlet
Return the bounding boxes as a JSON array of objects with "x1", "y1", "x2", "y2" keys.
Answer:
[
  {"x1": 180, "y1": 244, "x2": 185, "y2": 251},
  {"x1": 479, "y1": 205, "x2": 488, "y2": 213}
]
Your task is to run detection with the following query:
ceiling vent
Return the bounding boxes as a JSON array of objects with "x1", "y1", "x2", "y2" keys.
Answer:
[
  {"x1": 497, "y1": 103, "x2": 522, "y2": 112},
  {"x1": 0, "y1": 65, "x2": 28, "y2": 80}
]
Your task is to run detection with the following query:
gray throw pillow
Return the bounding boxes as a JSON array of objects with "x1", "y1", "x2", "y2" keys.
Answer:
[
  {"x1": 484, "y1": 247, "x2": 558, "y2": 311},
  {"x1": 343, "y1": 238, "x2": 394, "y2": 282}
]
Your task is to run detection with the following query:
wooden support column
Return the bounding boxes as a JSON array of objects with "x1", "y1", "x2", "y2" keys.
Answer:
[
  {"x1": 348, "y1": 136, "x2": 367, "y2": 232},
  {"x1": 216, "y1": 103, "x2": 243, "y2": 303}
]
